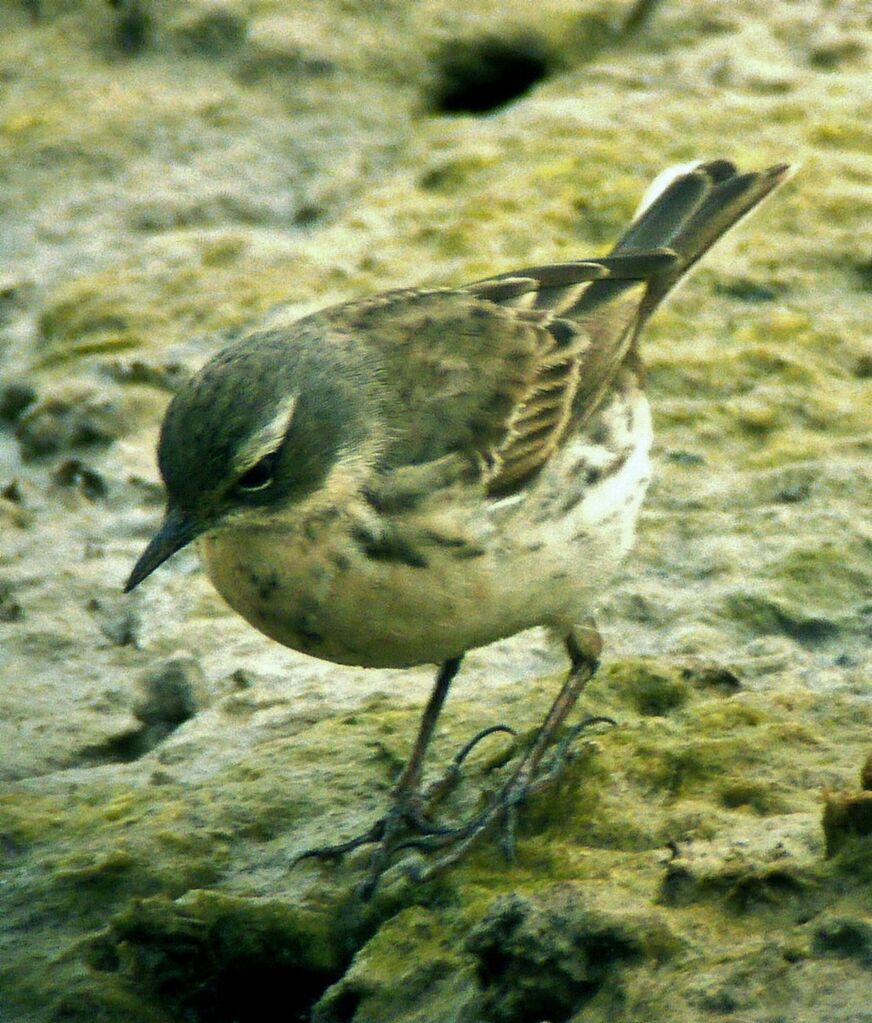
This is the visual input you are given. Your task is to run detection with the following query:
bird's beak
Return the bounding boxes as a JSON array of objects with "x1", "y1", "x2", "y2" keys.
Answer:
[{"x1": 124, "y1": 506, "x2": 200, "y2": 593}]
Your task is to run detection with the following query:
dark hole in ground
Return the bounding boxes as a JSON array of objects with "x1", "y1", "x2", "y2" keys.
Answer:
[
  {"x1": 727, "y1": 869, "x2": 809, "y2": 914},
  {"x1": 108, "y1": 0, "x2": 151, "y2": 54},
  {"x1": 81, "y1": 720, "x2": 191, "y2": 764},
  {"x1": 776, "y1": 611, "x2": 838, "y2": 647},
  {"x1": 854, "y1": 256, "x2": 872, "y2": 292},
  {"x1": 178, "y1": 960, "x2": 334, "y2": 1023},
  {"x1": 430, "y1": 36, "x2": 552, "y2": 114},
  {"x1": 90, "y1": 896, "x2": 363, "y2": 1023},
  {"x1": 813, "y1": 918, "x2": 872, "y2": 963},
  {"x1": 324, "y1": 988, "x2": 363, "y2": 1023},
  {"x1": 714, "y1": 278, "x2": 782, "y2": 303},
  {"x1": 90, "y1": 931, "x2": 341, "y2": 1022}
]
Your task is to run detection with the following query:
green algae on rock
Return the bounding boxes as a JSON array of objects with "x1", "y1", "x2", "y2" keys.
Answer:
[{"x1": 1, "y1": 0, "x2": 871, "y2": 1020}]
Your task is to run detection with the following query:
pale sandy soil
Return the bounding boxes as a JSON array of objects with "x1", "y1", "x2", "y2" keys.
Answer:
[{"x1": 0, "y1": 2, "x2": 870, "y2": 1021}]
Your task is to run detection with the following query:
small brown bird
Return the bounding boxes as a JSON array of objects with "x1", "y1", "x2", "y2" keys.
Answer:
[{"x1": 126, "y1": 159, "x2": 791, "y2": 893}]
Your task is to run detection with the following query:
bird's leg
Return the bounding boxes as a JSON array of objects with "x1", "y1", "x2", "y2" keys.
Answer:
[
  {"x1": 409, "y1": 621, "x2": 605, "y2": 881},
  {"x1": 292, "y1": 657, "x2": 463, "y2": 868},
  {"x1": 352, "y1": 657, "x2": 468, "y2": 897},
  {"x1": 294, "y1": 625, "x2": 606, "y2": 895},
  {"x1": 498, "y1": 623, "x2": 604, "y2": 858},
  {"x1": 417, "y1": 722, "x2": 517, "y2": 816},
  {"x1": 379, "y1": 655, "x2": 464, "y2": 827}
]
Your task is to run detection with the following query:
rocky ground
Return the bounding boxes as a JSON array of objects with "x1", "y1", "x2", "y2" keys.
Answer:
[{"x1": 0, "y1": 1, "x2": 870, "y2": 1021}]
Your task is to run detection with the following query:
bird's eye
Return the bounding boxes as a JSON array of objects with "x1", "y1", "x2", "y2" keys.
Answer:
[{"x1": 235, "y1": 452, "x2": 277, "y2": 493}]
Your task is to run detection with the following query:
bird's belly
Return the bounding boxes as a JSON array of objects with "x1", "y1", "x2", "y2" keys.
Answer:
[
  {"x1": 200, "y1": 387, "x2": 653, "y2": 669},
  {"x1": 199, "y1": 524, "x2": 513, "y2": 668}
]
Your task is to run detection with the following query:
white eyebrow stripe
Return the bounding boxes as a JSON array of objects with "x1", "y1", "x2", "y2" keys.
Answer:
[{"x1": 231, "y1": 393, "x2": 298, "y2": 476}]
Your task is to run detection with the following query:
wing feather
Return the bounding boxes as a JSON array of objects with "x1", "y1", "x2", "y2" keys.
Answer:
[{"x1": 323, "y1": 161, "x2": 790, "y2": 502}]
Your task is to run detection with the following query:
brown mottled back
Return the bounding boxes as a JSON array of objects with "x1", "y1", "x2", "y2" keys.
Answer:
[{"x1": 323, "y1": 161, "x2": 790, "y2": 497}]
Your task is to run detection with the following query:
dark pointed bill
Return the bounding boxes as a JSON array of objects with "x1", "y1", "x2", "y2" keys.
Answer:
[{"x1": 124, "y1": 507, "x2": 199, "y2": 593}]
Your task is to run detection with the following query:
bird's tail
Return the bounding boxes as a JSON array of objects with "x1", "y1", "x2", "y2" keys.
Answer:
[
  {"x1": 470, "y1": 159, "x2": 792, "y2": 331},
  {"x1": 581, "y1": 158, "x2": 793, "y2": 327},
  {"x1": 466, "y1": 159, "x2": 792, "y2": 430}
]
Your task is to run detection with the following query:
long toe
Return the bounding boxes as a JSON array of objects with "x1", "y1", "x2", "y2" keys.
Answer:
[
  {"x1": 419, "y1": 723, "x2": 517, "y2": 813},
  {"x1": 291, "y1": 788, "x2": 457, "y2": 897},
  {"x1": 291, "y1": 819, "x2": 387, "y2": 865},
  {"x1": 410, "y1": 715, "x2": 617, "y2": 882}
]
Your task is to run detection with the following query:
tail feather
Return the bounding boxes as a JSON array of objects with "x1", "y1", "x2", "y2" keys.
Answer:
[
  {"x1": 611, "y1": 166, "x2": 711, "y2": 255},
  {"x1": 467, "y1": 158, "x2": 792, "y2": 431},
  {"x1": 643, "y1": 163, "x2": 790, "y2": 307},
  {"x1": 583, "y1": 160, "x2": 792, "y2": 324}
]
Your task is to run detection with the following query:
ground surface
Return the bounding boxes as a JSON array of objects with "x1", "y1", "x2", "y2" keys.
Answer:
[{"x1": 0, "y1": 1, "x2": 870, "y2": 1021}]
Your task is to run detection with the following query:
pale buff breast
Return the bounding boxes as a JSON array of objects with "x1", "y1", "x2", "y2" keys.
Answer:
[{"x1": 199, "y1": 383, "x2": 653, "y2": 669}]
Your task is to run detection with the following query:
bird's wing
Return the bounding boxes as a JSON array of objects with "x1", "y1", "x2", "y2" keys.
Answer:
[
  {"x1": 320, "y1": 161, "x2": 790, "y2": 500},
  {"x1": 322, "y1": 251, "x2": 674, "y2": 497},
  {"x1": 465, "y1": 251, "x2": 676, "y2": 494}
]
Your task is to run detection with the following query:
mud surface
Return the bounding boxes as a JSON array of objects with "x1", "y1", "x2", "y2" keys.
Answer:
[{"x1": 1, "y1": 1, "x2": 870, "y2": 1021}]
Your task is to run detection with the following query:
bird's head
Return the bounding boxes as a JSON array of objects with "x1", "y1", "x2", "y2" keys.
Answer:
[{"x1": 125, "y1": 324, "x2": 374, "y2": 592}]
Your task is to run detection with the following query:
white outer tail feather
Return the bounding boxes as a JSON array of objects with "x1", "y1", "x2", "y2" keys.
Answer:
[{"x1": 632, "y1": 160, "x2": 703, "y2": 220}]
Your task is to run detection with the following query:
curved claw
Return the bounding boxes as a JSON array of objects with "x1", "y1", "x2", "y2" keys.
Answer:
[
  {"x1": 291, "y1": 725, "x2": 520, "y2": 872},
  {"x1": 577, "y1": 714, "x2": 618, "y2": 730},
  {"x1": 291, "y1": 820, "x2": 385, "y2": 866},
  {"x1": 419, "y1": 722, "x2": 517, "y2": 814},
  {"x1": 403, "y1": 804, "x2": 452, "y2": 836},
  {"x1": 408, "y1": 715, "x2": 619, "y2": 872},
  {"x1": 453, "y1": 723, "x2": 517, "y2": 767},
  {"x1": 390, "y1": 815, "x2": 484, "y2": 855},
  {"x1": 555, "y1": 714, "x2": 617, "y2": 751}
]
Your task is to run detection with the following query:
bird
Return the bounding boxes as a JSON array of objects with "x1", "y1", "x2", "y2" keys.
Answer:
[{"x1": 125, "y1": 158, "x2": 791, "y2": 894}]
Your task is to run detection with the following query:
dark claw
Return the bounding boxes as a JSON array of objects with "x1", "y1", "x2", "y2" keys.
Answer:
[
  {"x1": 550, "y1": 714, "x2": 617, "y2": 762},
  {"x1": 454, "y1": 723, "x2": 517, "y2": 767},
  {"x1": 390, "y1": 811, "x2": 486, "y2": 854},
  {"x1": 419, "y1": 723, "x2": 517, "y2": 812},
  {"x1": 403, "y1": 805, "x2": 449, "y2": 835},
  {"x1": 293, "y1": 666, "x2": 610, "y2": 895},
  {"x1": 575, "y1": 714, "x2": 618, "y2": 731},
  {"x1": 292, "y1": 820, "x2": 386, "y2": 865},
  {"x1": 292, "y1": 717, "x2": 611, "y2": 872}
]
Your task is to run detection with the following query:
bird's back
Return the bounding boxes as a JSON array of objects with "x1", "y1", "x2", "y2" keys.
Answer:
[{"x1": 319, "y1": 161, "x2": 790, "y2": 499}]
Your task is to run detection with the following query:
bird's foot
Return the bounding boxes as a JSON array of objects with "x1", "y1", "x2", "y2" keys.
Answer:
[
  {"x1": 397, "y1": 712, "x2": 615, "y2": 883},
  {"x1": 291, "y1": 722, "x2": 516, "y2": 897},
  {"x1": 294, "y1": 625, "x2": 607, "y2": 897}
]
